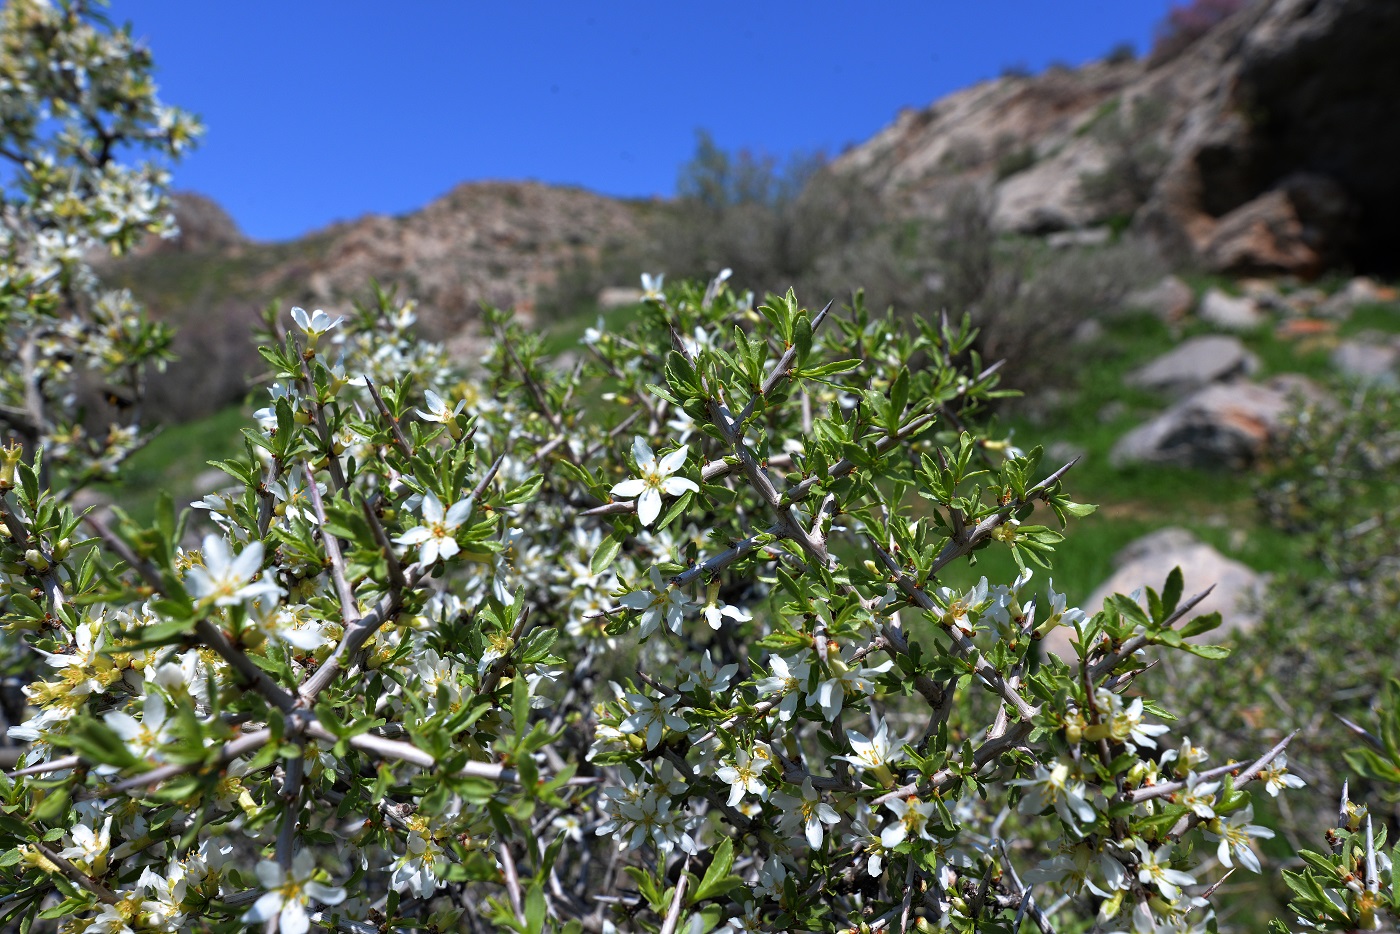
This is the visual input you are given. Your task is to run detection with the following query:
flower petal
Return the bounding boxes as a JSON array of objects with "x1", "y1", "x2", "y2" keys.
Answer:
[
  {"x1": 637, "y1": 489, "x2": 662, "y2": 527},
  {"x1": 658, "y1": 446, "x2": 688, "y2": 474},
  {"x1": 611, "y1": 479, "x2": 647, "y2": 498}
]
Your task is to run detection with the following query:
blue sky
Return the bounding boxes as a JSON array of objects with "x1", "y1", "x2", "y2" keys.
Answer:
[{"x1": 111, "y1": 2, "x2": 1177, "y2": 241}]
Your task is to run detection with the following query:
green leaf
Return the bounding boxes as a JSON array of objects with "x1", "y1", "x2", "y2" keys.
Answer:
[
  {"x1": 692, "y1": 838, "x2": 742, "y2": 903},
  {"x1": 1161, "y1": 566, "x2": 1183, "y2": 618},
  {"x1": 591, "y1": 533, "x2": 624, "y2": 576},
  {"x1": 524, "y1": 880, "x2": 546, "y2": 934}
]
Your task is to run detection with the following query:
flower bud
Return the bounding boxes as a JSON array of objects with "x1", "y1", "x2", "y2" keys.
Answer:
[
  {"x1": 52, "y1": 537, "x2": 71, "y2": 560},
  {"x1": 24, "y1": 548, "x2": 49, "y2": 572},
  {"x1": 0, "y1": 440, "x2": 22, "y2": 491}
]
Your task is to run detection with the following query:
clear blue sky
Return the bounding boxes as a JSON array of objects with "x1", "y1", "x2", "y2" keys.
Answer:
[{"x1": 110, "y1": 2, "x2": 1176, "y2": 242}]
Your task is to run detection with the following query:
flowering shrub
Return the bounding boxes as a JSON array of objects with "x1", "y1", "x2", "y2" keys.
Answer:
[
  {"x1": 0, "y1": 265, "x2": 1312, "y2": 933},
  {"x1": 0, "y1": 3, "x2": 1323, "y2": 932},
  {"x1": 0, "y1": 0, "x2": 201, "y2": 489}
]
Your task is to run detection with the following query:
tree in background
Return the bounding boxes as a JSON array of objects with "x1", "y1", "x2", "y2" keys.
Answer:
[{"x1": 0, "y1": 0, "x2": 201, "y2": 490}]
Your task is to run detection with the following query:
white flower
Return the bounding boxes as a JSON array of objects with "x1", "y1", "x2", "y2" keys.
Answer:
[
  {"x1": 104, "y1": 691, "x2": 174, "y2": 767},
  {"x1": 680, "y1": 649, "x2": 738, "y2": 694},
  {"x1": 1010, "y1": 761, "x2": 1097, "y2": 827},
  {"x1": 881, "y1": 795, "x2": 937, "y2": 847},
  {"x1": 716, "y1": 748, "x2": 770, "y2": 807},
  {"x1": 57, "y1": 816, "x2": 112, "y2": 872},
  {"x1": 702, "y1": 595, "x2": 752, "y2": 631},
  {"x1": 582, "y1": 316, "x2": 605, "y2": 346},
  {"x1": 1098, "y1": 691, "x2": 1170, "y2": 751},
  {"x1": 836, "y1": 721, "x2": 902, "y2": 774},
  {"x1": 809, "y1": 648, "x2": 892, "y2": 722},
  {"x1": 1204, "y1": 805, "x2": 1274, "y2": 873},
  {"x1": 619, "y1": 566, "x2": 691, "y2": 638},
  {"x1": 1161, "y1": 736, "x2": 1209, "y2": 777},
  {"x1": 934, "y1": 577, "x2": 988, "y2": 634},
  {"x1": 290, "y1": 306, "x2": 344, "y2": 347},
  {"x1": 243, "y1": 850, "x2": 346, "y2": 934},
  {"x1": 1135, "y1": 839, "x2": 1196, "y2": 900},
  {"x1": 771, "y1": 778, "x2": 840, "y2": 848},
  {"x1": 389, "y1": 831, "x2": 442, "y2": 898},
  {"x1": 619, "y1": 692, "x2": 688, "y2": 750},
  {"x1": 416, "y1": 389, "x2": 467, "y2": 438},
  {"x1": 610, "y1": 437, "x2": 698, "y2": 527},
  {"x1": 755, "y1": 654, "x2": 811, "y2": 721},
  {"x1": 641, "y1": 272, "x2": 665, "y2": 302},
  {"x1": 184, "y1": 534, "x2": 281, "y2": 607},
  {"x1": 395, "y1": 491, "x2": 473, "y2": 566},
  {"x1": 552, "y1": 814, "x2": 585, "y2": 843},
  {"x1": 1257, "y1": 753, "x2": 1306, "y2": 797},
  {"x1": 1180, "y1": 777, "x2": 1220, "y2": 820}
]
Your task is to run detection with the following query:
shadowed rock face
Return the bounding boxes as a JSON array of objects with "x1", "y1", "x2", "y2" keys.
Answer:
[
  {"x1": 837, "y1": 0, "x2": 1400, "y2": 275},
  {"x1": 1233, "y1": 0, "x2": 1400, "y2": 271}
]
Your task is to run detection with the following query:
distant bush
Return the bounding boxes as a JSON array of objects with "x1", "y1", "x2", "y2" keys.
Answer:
[
  {"x1": 1078, "y1": 95, "x2": 1171, "y2": 221},
  {"x1": 1105, "y1": 41, "x2": 1139, "y2": 65},
  {"x1": 926, "y1": 186, "x2": 1166, "y2": 396},
  {"x1": 1151, "y1": 0, "x2": 1250, "y2": 65}
]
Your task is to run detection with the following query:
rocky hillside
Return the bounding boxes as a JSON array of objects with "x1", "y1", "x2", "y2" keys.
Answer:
[
  {"x1": 835, "y1": 0, "x2": 1400, "y2": 276},
  {"x1": 102, "y1": 183, "x2": 649, "y2": 418},
  {"x1": 102, "y1": 0, "x2": 1396, "y2": 422}
]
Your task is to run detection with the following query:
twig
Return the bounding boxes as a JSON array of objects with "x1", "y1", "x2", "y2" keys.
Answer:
[
  {"x1": 658, "y1": 856, "x2": 692, "y2": 934},
  {"x1": 363, "y1": 376, "x2": 414, "y2": 460}
]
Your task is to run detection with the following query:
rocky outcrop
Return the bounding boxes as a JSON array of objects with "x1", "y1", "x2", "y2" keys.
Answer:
[
  {"x1": 1041, "y1": 527, "x2": 1266, "y2": 659},
  {"x1": 261, "y1": 182, "x2": 646, "y2": 335},
  {"x1": 836, "y1": 0, "x2": 1400, "y2": 275}
]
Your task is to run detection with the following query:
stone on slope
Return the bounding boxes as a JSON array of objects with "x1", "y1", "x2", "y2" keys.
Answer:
[
  {"x1": 1126, "y1": 335, "x2": 1260, "y2": 397},
  {"x1": 1040, "y1": 527, "x2": 1265, "y2": 660},
  {"x1": 1110, "y1": 375, "x2": 1323, "y2": 469},
  {"x1": 1332, "y1": 335, "x2": 1400, "y2": 386},
  {"x1": 1122, "y1": 274, "x2": 1194, "y2": 323},
  {"x1": 1198, "y1": 288, "x2": 1267, "y2": 331}
]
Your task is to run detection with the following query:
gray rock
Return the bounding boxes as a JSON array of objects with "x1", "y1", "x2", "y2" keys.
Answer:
[
  {"x1": 1071, "y1": 318, "x2": 1104, "y2": 345},
  {"x1": 1047, "y1": 227, "x2": 1111, "y2": 249},
  {"x1": 1332, "y1": 335, "x2": 1400, "y2": 386},
  {"x1": 1197, "y1": 288, "x2": 1267, "y2": 331},
  {"x1": 1126, "y1": 335, "x2": 1260, "y2": 398},
  {"x1": 1110, "y1": 377, "x2": 1321, "y2": 469},
  {"x1": 1122, "y1": 275, "x2": 1194, "y2": 323},
  {"x1": 1041, "y1": 527, "x2": 1265, "y2": 659}
]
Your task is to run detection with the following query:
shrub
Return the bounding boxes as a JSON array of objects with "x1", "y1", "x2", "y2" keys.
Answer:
[
  {"x1": 0, "y1": 0, "x2": 201, "y2": 490},
  {"x1": 1077, "y1": 95, "x2": 1171, "y2": 222},
  {"x1": 925, "y1": 186, "x2": 1167, "y2": 398},
  {"x1": 0, "y1": 272, "x2": 1314, "y2": 932}
]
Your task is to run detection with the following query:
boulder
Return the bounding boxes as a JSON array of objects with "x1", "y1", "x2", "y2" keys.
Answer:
[
  {"x1": 1041, "y1": 527, "x2": 1266, "y2": 660},
  {"x1": 1318, "y1": 276, "x2": 1393, "y2": 317},
  {"x1": 1197, "y1": 288, "x2": 1267, "y2": 331},
  {"x1": 1202, "y1": 188, "x2": 1320, "y2": 275},
  {"x1": 1110, "y1": 375, "x2": 1322, "y2": 469},
  {"x1": 1332, "y1": 335, "x2": 1400, "y2": 386},
  {"x1": 1126, "y1": 335, "x2": 1260, "y2": 397},
  {"x1": 1122, "y1": 275, "x2": 1194, "y2": 323}
]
